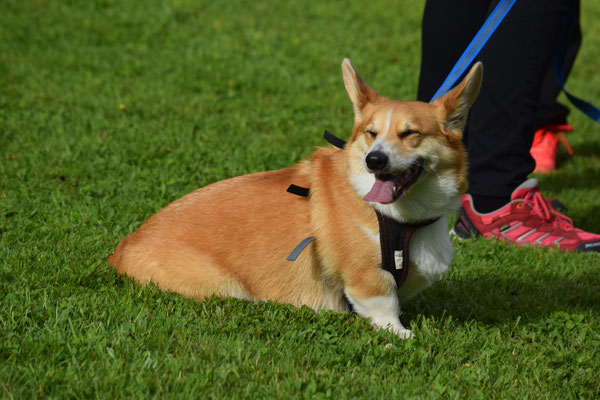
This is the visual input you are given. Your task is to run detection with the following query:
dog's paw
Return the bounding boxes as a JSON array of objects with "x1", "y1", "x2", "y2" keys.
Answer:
[
  {"x1": 377, "y1": 321, "x2": 414, "y2": 339},
  {"x1": 391, "y1": 327, "x2": 415, "y2": 339},
  {"x1": 396, "y1": 329, "x2": 415, "y2": 339}
]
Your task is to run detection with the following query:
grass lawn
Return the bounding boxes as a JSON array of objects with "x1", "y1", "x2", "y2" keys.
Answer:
[{"x1": 2, "y1": 0, "x2": 600, "y2": 398}]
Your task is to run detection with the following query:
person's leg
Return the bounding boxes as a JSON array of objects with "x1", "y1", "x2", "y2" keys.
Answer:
[
  {"x1": 534, "y1": 0, "x2": 580, "y2": 128},
  {"x1": 417, "y1": 0, "x2": 491, "y2": 104},
  {"x1": 419, "y1": 0, "x2": 573, "y2": 212},
  {"x1": 529, "y1": 0, "x2": 580, "y2": 173},
  {"x1": 418, "y1": 0, "x2": 503, "y2": 212},
  {"x1": 418, "y1": 0, "x2": 600, "y2": 253},
  {"x1": 466, "y1": 0, "x2": 574, "y2": 209}
]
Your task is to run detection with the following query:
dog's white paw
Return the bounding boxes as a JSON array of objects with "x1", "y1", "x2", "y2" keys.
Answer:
[
  {"x1": 394, "y1": 328, "x2": 415, "y2": 339},
  {"x1": 376, "y1": 321, "x2": 414, "y2": 339},
  {"x1": 385, "y1": 324, "x2": 414, "y2": 339}
]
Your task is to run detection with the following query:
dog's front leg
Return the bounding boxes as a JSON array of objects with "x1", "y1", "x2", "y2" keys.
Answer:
[{"x1": 344, "y1": 269, "x2": 414, "y2": 339}]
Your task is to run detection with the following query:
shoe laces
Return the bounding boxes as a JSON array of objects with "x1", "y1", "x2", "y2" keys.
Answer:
[
  {"x1": 524, "y1": 191, "x2": 575, "y2": 231},
  {"x1": 542, "y1": 124, "x2": 574, "y2": 155}
]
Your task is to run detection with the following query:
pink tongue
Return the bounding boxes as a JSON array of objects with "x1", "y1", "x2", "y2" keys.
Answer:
[{"x1": 363, "y1": 179, "x2": 395, "y2": 203}]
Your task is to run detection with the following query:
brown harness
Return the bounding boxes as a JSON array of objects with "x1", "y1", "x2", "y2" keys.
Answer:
[{"x1": 374, "y1": 211, "x2": 438, "y2": 287}]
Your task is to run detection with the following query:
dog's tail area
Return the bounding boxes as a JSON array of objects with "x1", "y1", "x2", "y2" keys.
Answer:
[
  {"x1": 83, "y1": 235, "x2": 134, "y2": 285},
  {"x1": 106, "y1": 234, "x2": 133, "y2": 272}
]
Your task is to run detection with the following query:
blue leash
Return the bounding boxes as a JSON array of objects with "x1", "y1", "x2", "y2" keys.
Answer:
[
  {"x1": 429, "y1": 0, "x2": 517, "y2": 102},
  {"x1": 430, "y1": 0, "x2": 599, "y2": 123}
]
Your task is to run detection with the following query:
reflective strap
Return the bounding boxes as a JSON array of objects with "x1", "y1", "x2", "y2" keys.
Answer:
[{"x1": 286, "y1": 237, "x2": 315, "y2": 261}]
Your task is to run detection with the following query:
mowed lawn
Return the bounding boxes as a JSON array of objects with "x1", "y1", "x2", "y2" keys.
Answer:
[{"x1": 2, "y1": 0, "x2": 600, "y2": 398}]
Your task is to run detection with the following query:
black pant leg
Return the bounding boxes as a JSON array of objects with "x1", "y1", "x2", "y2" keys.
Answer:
[
  {"x1": 417, "y1": 0, "x2": 492, "y2": 103},
  {"x1": 418, "y1": 0, "x2": 573, "y2": 199},
  {"x1": 534, "y1": 0, "x2": 581, "y2": 128}
]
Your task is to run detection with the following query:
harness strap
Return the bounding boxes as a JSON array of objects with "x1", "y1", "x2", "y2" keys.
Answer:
[
  {"x1": 286, "y1": 237, "x2": 315, "y2": 261},
  {"x1": 287, "y1": 184, "x2": 309, "y2": 197},
  {"x1": 285, "y1": 185, "x2": 313, "y2": 261},
  {"x1": 375, "y1": 211, "x2": 439, "y2": 288},
  {"x1": 323, "y1": 130, "x2": 346, "y2": 149}
]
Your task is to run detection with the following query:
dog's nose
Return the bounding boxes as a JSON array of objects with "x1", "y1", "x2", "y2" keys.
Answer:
[{"x1": 365, "y1": 151, "x2": 388, "y2": 171}]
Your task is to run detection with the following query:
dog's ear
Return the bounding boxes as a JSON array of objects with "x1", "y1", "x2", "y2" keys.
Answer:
[
  {"x1": 433, "y1": 62, "x2": 483, "y2": 137},
  {"x1": 342, "y1": 58, "x2": 380, "y2": 124}
]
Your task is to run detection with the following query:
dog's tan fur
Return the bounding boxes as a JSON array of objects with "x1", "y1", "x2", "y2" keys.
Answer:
[{"x1": 109, "y1": 59, "x2": 482, "y2": 337}]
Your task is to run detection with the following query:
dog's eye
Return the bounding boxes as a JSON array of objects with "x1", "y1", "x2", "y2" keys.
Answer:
[
  {"x1": 400, "y1": 129, "x2": 420, "y2": 139},
  {"x1": 365, "y1": 130, "x2": 378, "y2": 138}
]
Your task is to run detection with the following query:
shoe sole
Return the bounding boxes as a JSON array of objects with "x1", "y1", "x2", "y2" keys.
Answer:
[{"x1": 449, "y1": 228, "x2": 466, "y2": 241}]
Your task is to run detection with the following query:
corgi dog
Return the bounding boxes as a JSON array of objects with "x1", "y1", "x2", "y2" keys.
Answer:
[{"x1": 109, "y1": 59, "x2": 482, "y2": 338}]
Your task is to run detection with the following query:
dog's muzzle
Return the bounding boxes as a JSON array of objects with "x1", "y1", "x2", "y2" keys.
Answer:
[{"x1": 363, "y1": 158, "x2": 424, "y2": 204}]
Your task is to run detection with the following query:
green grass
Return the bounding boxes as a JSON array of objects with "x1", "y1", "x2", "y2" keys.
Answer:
[{"x1": 1, "y1": 0, "x2": 600, "y2": 398}]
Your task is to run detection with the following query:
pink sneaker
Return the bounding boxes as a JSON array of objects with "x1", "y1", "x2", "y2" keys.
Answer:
[
  {"x1": 453, "y1": 179, "x2": 600, "y2": 253},
  {"x1": 530, "y1": 124, "x2": 574, "y2": 173}
]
